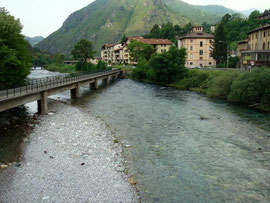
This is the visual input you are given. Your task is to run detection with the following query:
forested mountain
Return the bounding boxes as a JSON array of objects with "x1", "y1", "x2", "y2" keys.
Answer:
[
  {"x1": 36, "y1": 0, "x2": 235, "y2": 55},
  {"x1": 25, "y1": 36, "x2": 44, "y2": 46}
]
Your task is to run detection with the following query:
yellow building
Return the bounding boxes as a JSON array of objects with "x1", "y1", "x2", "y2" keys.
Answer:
[
  {"x1": 237, "y1": 40, "x2": 248, "y2": 57},
  {"x1": 177, "y1": 25, "x2": 216, "y2": 68},
  {"x1": 240, "y1": 24, "x2": 270, "y2": 67},
  {"x1": 102, "y1": 37, "x2": 173, "y2": 64}
]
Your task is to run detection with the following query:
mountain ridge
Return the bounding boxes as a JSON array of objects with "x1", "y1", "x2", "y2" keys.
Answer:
[{"x1": 36, "y1": 0, "x2": 235, "y2": 55}]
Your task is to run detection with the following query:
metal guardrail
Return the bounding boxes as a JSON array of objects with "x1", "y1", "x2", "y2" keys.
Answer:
[{"x1": 0, "y1": 69, "x2": 120, "y2": 101}]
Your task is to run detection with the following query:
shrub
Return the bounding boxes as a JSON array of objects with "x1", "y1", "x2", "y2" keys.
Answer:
[
  {"x1": 147, "y1": 47, "x2": 187, "y2": 83},
  {"x1": 131, "y1": 59, "x2": 148, "y2": 80},
  {"x1": 206, "y1": 70, "x2": 240, "y2": 99},
  {"x1": 76, "y1": 62, "x2": 95, "y2": 72},
  {"x1": 228, "y1": 67, "x2": 270, "y2": 105},
  {"x1": 95, "y1": 61, "x2": 107, "y2": 71}
]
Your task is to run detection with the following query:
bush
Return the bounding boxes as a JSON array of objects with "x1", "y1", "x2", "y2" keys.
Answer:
[
  {"x1": 206, "y1": 70, "x2": 240, "y2": 99},
  {"x1": 76, "y1": 62, "x2": 95, "y2": 72},
  {"x1": 147, "y1": 47, "x2": 187, "y2": 83},
  {"x1": 95, "y1": 61, "x2": 107, "y2": 71},
  {"x1": 176, "y1": 69, "x2": 221, "y2": 91},
  {"x1": 228, "y1": 67, "x2": 270, "y2": 105},
  {"x1": 132, "y1": 59, "x2": 148, "y2": 80}
]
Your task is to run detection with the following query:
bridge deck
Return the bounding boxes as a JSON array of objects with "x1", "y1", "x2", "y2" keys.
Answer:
[{"x1": 0, "y1": 69, "x2": 121, "y2": 114}]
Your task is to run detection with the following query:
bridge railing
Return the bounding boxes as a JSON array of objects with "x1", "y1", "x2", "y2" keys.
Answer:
[{"x1": 0, "y1": 69, "x2": 120, "y2": 101}]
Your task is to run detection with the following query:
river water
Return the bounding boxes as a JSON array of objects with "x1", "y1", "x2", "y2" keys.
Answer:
[
  {"x1": 72, "y1": 79, "x2": 270, "y2": 202},
  {"x1": 1, "y1": 70, "x2": 270, "y2": 202}
]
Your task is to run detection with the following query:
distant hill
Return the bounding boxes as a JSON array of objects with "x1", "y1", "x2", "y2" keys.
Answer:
[
  {"x1": 238, "y1": 8, "x2": 258, "y2": 17},
  {"x1": 25, "y1": 36, "x2": 44, "y2": 47},
  {"x1": 36, "y1": 0, "x2": 236, "y2": 55}
]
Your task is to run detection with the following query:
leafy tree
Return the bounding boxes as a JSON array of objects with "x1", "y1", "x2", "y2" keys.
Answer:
[
  {"x1": 212, "y1": 23, "x2": 227, "y2": 66},
  {"x1": 0, "y1": 8, "x2": 31, "y2": 90},
  {"x1": 121, "y1": 34, "x2": 127, "y2": 44},
  {"x1": 95, "y1": 60, "x2": 107, "y2": 70},
  {"x1": 128, "y1": 40, "x2": 154, "y2": 62},
  {"x1": 148, "y1": 46, "x2": 187, "y2": 83},
  {"x1": 71, "y1": 39, "x2": 95, "y2": 64},
  {"x1": 54, "y1": 53, "x2": 65, "y2": 65}
]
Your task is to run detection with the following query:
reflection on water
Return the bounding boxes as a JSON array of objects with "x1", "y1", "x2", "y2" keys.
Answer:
[{"x1": 73, "y1": 79, "x2": 270, "y2": 202}]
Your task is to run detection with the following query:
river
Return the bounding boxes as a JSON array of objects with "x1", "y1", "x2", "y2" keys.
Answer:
[{"x1": 1, "y1": 70, "x2": 270, "y2": 202}]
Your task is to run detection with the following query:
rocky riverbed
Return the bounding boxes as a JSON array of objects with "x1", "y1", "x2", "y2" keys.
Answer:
[{"x1": 0, "y1": 100, "x2": 138, "y2": 202}]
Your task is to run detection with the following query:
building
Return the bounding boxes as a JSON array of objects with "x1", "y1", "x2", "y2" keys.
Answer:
[
  {"x1": 237, "y1": 40, "x2": 248, "y2": 57},
  {"x1": 257, "y1": 9, "x2": 270, "y2": 20},
  {"x1": 88, "y1": 57, "x2": 102, "y2": 65},
  {"x1": 177, "y1": 25, "x2": 216, "y2": 68},
  {"x1": 239, "y1": 24, "x2": 270, "y2": 67},
  {"x1": 123, "y1": 37, "x2": 173, "y2": 64},
  {"x1": 101, "y1": 37, "x2": 173, "y2": 64}
]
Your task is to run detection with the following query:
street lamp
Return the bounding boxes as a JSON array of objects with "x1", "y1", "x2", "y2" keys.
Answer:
[{"x1": 219, "y1": 41, "x2": 229, "y2": 69}]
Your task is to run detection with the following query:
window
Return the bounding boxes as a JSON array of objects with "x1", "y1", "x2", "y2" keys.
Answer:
[
  {"x1": 255, "y1": 43, "x2": 257, "y2": 49},
  {"x1": 210, "y1": 40, "x2": 212, "y2": 43},
  {"x1": 190, "y1": 62, "x2": 193, "y2": 65},
  {"x1": 209, "y1": 62, "x2": 212, "y2": 65},
  {"x1": 190, "y1": 40, "x2": 193, "y2": 43},
  {"x1": 264, "y1": 32, "x2": 266, "y2": 37},
  {"x1": 200, "y1": 57, "x2": 203, "y2": 60},
  {"x1": 263, "y1": 43, "x2": 266, "y2": 50},
  {"x1": 256, "y1": 34, "x2": 258, "y2": 39},
  {"x1": 209, "y1": 53, "x2": 212, "y2": 59},
  {"x1": 199, "y1": 50, "x2": 203, "y2": 55},
  {"x1": 268, "y1": 42, "x2": 270, "y2": 50},
  {"x1": 200, "y1": 41, "x2": 203, "y2": 47},
  {"x1": 190, "y1": 46, "x2": 193, "y2": 51},
  {"x1": 190, "y1": 53, "x2": 193, "y2": 59}
]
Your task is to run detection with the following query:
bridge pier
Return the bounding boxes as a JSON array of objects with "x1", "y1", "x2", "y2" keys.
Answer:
[
  {"x1": 90, "y1": 79, "x2": 98, "y2": 90},
  {"x1": 71, "y1": 83, "x2": 80, "y2": 99},
  {"x1": 38, "y1": 91, "x2": 48, "y2": 115}
]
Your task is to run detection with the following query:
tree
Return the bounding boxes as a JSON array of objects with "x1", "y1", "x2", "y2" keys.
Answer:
[
  {"x1": 0, "y1": 8, "x2": 31, "y2": 90},
  {"x1": 148, "y1": 46, "x2": 187, "y2": 83},
  {"x1": 54, "y1": 53, "x2": 65, "y2": 65},
  {"x1": 71, "y1": 39, "x2": 95, "y2": 64},
  {"x1": 212, "y1": 23, "x2": 227, "y2": 66},
  {"x1": 121, "y1": 34, "x2": 127, "y2": 44},
  {"x1": 128, "y1": 40, "x2": 154, "y2": 62}
]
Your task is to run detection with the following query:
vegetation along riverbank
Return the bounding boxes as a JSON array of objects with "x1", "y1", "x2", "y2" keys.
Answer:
[{"x1": 128, "y1": 43, "x2": 270, "y2": 112}]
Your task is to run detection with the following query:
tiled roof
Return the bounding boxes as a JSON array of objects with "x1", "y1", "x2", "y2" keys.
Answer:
[
  {"x1": 128, "y1": 37, "x2": 173, "y2": 45},
  {"x1": 102, "y1": 44, "x2": 117, "y2": 49},
  {"x1": 247, "y1": 24, "x2": 270, "y2": 34},
  {"x1": 179, "y1": 32, "x2": 214, "y2": 40}
]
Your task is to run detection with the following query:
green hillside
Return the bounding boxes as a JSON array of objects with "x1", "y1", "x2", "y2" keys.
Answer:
[
  {"x1": 25, "y1": 36, "x2": 44, "y2": 46},
  {"x1": 36, "y1": 0, "x2": 234, "y2": 55}
]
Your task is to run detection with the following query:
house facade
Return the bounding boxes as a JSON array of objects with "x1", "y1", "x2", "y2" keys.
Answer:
[
  {"x1": 101, "y1": 37, "x2": 173, "y2": 64},
  {"x1": 239, "y1": 24, "x2": 270, "y2": 67},
  {"x1": 177, "y1": 25, "x2": 216, "y2": 68}
]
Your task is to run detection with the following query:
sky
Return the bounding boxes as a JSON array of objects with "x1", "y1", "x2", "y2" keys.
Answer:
[{"x1": 1, "y1": 0, "x2": 268, "y2": 38}]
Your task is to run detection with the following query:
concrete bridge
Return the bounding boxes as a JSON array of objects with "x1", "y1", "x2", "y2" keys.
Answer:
[{"x1": 0, "y1": 69, "x2": 122, "y2": 115}]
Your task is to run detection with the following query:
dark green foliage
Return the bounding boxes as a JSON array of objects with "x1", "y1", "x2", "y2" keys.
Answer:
[
  {"x1": 128, "y1": 40, "x2": 154, "y2": 62},
  {"x1": 75, "y1": 61, "x2": 95, "y2": 72},
  {"x1": 121, "y1": 34, "x2": 127, "y2": 44},
  {"x1": 0, "y1": 8, "x2": 31, "y2": 90},
  {"x1": 45, "y1": 63, "x2": 76, "y2": 73},
  {"x1": 144, "y1": 22, "x2": 193, "y2": 44},
  {"x1": 54, "y1": 53, "x2": 65, "y2": 65},
  {"x1": 96, "y1": 60, "x2": 107, "y2": 71},
  {"x1": 131, "y1": 59, "x2": 148, "y2": 80},
  {"x1": 71, "y1": 39, "x2": 95, "y2": 64},
  {"x1": 228, "y1": 68, "x2": 270, "y2": 105},
  {"x1": 148, "y1": 47, "x2": 187, "y2": 83},
  {"x1": 206, "y1": 70, "x2": 240, "y2": 99},
  {"x1": 212, "y1": 23, "x2": 227, "y2": 66},
  {"x1": 229, "y1": 56, "x2": 240, "y2": 68}
]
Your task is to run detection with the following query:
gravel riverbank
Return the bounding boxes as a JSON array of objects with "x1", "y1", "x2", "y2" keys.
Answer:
[{"x1": 0, "y1": 100, "x2": 137, "y2": 202}]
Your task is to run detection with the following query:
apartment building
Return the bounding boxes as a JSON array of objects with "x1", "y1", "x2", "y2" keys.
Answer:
[
  {"x1": 240, "y1": 24, "x2": 270, "y2": 67},
  {"x1": 257, "y1": 9, "x2": 270, "y2": 20},
  {"x1": 177, "y1": 25, "x2": 216, "y2": 68},
  {"x1": 101, "y1": 37, "x2": 173, "y2": 64}
]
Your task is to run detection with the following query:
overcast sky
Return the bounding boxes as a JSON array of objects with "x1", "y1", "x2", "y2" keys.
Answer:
[{"x1": 1, "y1": 0, "x2": 268, "y2": 38}]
